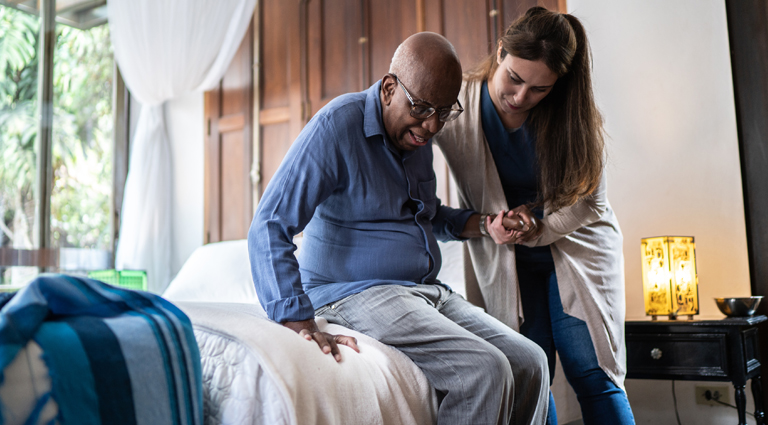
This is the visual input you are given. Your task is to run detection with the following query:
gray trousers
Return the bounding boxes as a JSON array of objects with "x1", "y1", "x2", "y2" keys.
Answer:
[{"x1": 315, "y1": 284, "x2": 549, "y2": 425}]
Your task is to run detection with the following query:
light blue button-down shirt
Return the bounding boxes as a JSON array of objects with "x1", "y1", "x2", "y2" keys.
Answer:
[{"x1": 248, "y1": 81, "x2": 475, "y2": 323}]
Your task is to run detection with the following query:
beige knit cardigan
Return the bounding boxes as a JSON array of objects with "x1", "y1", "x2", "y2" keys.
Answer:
[{"x1": 433, "y1": 79, "x2": 627, "y2": 388}]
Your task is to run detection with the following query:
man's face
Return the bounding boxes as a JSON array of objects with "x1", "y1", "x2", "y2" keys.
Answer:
[{"x1": 380, "y1": 73, "x2": 461, "y2": 152}]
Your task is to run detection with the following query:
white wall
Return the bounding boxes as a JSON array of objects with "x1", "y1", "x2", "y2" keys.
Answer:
[
  {"x1": 570, "y1": 0, "x2": 751, "y2": 317},
  {"x1": 568, "y1": 0, "x2": 754, "y2": 424}
]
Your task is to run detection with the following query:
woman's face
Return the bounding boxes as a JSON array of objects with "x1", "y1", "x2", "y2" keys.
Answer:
[{"x1": 489, "y1": 47, "x2": 558, "y2": 126}]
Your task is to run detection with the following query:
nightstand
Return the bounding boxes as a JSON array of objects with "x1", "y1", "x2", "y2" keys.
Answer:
[{"x1": 625, "y1": 315, "x2": 766, "y2": 425}]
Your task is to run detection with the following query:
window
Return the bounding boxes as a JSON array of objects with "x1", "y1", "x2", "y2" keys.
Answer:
[
  {"x1": 51, "y1": 21, "x2": 113, "y2": 251},
  {"x1": 0, "y1": 2, "x2": 120, "y2": 287}
]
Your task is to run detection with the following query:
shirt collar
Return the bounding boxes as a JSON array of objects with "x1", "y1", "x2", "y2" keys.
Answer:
[{"x1": 364, "y1": 80, "x2": 387, "y2": 140}]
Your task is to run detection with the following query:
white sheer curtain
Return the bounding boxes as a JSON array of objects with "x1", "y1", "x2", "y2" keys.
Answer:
[{"x1": 108, "y1": 0, "x2": 257, "y2": 292}]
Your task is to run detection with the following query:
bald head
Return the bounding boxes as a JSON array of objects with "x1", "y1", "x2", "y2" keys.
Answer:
[
  {"x1": 380, "y1": 32, "x2": 463, "y2": 152},
  {"x1": 389, "y1": 32, "x2": 462, "y2": 96}
]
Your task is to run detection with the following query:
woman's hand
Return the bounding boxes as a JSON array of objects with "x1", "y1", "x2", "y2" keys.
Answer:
[
  {"x1": 488, "y1": 210, "x2": 526, "y2": 245},
  {"x1": 507, "y1": 205, "x2": 543, "y2": 243}
]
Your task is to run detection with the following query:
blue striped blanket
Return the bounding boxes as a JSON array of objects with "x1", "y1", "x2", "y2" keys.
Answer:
[{"x1": 0, "y1": 274, "x2": 202, "y2": 425}]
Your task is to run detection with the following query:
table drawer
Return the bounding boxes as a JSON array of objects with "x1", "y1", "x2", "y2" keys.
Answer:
[{"x1": 626, "y1": 332, "x2": 729, "y2": 379}]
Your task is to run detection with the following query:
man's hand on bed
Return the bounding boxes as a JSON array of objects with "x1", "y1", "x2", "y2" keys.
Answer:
[{"x1": 282, "y1": 319, "x2": 360, "y2": 362}]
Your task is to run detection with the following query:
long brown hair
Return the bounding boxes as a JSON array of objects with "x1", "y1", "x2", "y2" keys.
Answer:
[{"x1": 467, "y1": 6, "x2": 604, "y2": 212}]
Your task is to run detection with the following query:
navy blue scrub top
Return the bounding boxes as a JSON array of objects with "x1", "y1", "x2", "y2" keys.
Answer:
[{"x1": 480, "y1": 81, "x2": 553, "y2": 263}]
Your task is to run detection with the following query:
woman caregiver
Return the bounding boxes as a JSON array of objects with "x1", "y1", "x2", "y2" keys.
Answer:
[{"x1": 434, "y1": 6, "x2": 635, "y2": 424}]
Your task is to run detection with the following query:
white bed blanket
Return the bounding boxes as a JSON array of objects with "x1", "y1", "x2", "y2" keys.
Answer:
[{"x1": 176, "y1": 302, "x2": 437, "y2": 425}]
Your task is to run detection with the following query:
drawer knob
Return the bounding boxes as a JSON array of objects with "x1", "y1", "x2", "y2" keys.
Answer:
[{"x1": 651, "y1": 348, "x2": 662, "y2": 360}]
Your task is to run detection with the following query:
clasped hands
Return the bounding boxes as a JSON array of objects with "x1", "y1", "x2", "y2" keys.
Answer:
[{"x1": 486, "y1": 205, "x2": 543, "y2": 245}]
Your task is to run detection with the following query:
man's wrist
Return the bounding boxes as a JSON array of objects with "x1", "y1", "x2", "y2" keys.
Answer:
[{"x1": 282, "y1": 318, "x2": 318, "y2": 334}]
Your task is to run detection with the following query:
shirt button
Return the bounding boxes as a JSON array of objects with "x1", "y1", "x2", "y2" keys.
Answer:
[{"x1": 331, "y1": 304, "x2": 336, "y2": 309}]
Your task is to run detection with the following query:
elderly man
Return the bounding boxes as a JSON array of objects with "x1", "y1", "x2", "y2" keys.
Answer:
[{"x1": 248, "y1": 32, "x2": 548, "y2": 425}]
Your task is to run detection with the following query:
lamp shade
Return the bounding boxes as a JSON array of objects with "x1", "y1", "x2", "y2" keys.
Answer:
[{"x1": 641, "y1": 236, "x2": 699, "y2": 318}]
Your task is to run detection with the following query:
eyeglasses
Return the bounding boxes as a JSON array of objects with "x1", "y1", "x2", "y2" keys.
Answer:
[{"x1": 391, "y1": 74, "x2": 464, "y2": 122}]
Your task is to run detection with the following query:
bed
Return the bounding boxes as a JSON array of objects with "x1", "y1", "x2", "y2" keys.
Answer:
[
  {"x1": 164, "y1": 239, "x2": 583, "y2": 425},
  {"x1": 0, "y1": 238, "x2": 468, "y2": 425},
  {"x1": 161, "y1": 239, "x2": 453, "y2": 425}
]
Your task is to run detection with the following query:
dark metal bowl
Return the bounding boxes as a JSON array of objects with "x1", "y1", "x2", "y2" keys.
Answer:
[{"x1": 715, "y1": 297, "x2": 763, "y2": 317}]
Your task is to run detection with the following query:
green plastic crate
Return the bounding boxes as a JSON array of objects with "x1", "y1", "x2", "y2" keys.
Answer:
[{"x1": 87, "y1": 270, "x2": 147, "y2": 291}]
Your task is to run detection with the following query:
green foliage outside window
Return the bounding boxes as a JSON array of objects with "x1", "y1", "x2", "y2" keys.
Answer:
[
  {"x1": 0, "y1": 7, "x2": 38, "y2": 250},
  {"x1": 0, "y1": 5, "x2": 113, "y2": 251}
]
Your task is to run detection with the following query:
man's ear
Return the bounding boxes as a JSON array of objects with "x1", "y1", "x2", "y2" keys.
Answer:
[{"x1": 381, "y1": 74, "x2": 396, "y2": 106}]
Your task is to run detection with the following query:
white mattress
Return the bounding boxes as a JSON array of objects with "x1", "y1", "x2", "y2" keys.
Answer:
[{"x1": 178, "y1": 302, "x2": 437, "y2": 425}]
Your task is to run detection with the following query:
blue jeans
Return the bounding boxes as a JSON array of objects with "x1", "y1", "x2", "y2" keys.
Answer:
[
  {"x1": 517, "y1": 261, "x2": 635, "y2": 425},
  {"x1": 316, "y1": 283, "x2": 550, "y2": 425}
]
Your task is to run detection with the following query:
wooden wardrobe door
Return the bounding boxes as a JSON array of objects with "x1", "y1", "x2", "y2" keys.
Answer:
[
  {"x1": 306, "y1": 0, "x2": 366, "y2": 116},
  {"x1": 258, "y1": 0, "x2": 304, "y2": 196},
  {"x1": 204, "y1": 20, "x2": 255, "y2": 243},
  {"x1": 306, "y1": 0, "x2": 419, "y2": 116},
  {"x1": 367, "y1": 1, "x2": 419, "y2": 86}
]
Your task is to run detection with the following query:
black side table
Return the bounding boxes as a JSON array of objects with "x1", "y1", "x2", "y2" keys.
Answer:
[{"x1": 625, "y1": 315, "x2": 766, "y2": 425}]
